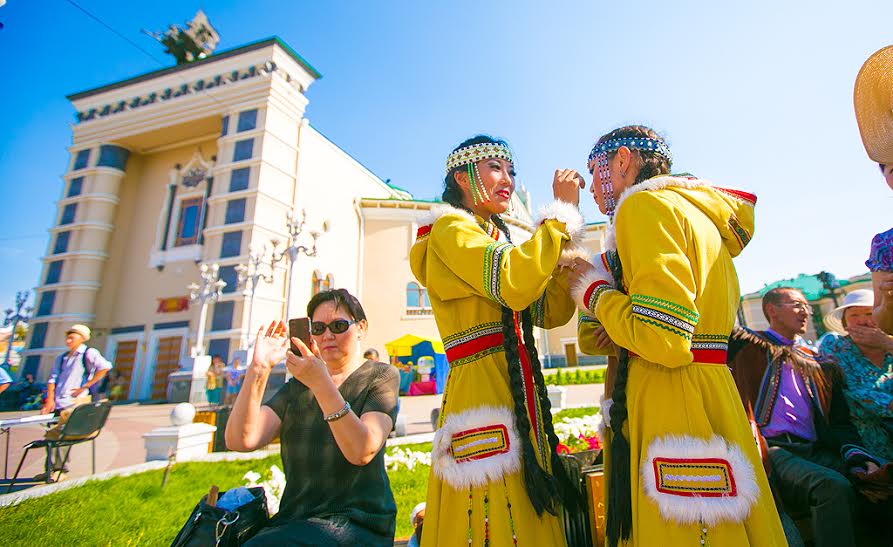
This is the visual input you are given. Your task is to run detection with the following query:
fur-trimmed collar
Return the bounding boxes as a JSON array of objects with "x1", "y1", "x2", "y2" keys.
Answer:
[
  {"x1": 418, "y1": 203, "x2": 477, "y2": 227},
  {"x1": 604, "y1": 175, "x2": 706, "y2": 250}
]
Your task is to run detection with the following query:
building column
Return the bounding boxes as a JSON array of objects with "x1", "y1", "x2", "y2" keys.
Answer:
[{"x1": 23, "y1": 144, "x2": 130, "y2": 380}]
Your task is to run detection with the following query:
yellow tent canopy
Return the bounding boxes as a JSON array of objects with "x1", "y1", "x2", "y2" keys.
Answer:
[{"x1": 385, "y1": 334, "x2": 445, "y2": 357}]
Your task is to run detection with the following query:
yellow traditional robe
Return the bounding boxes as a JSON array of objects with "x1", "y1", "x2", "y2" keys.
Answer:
[
  {"x1": 410, "y1": 201, "x2": 582, "y2": 547},
  {"x1": 575, "y1": 176, "x2": 786, "y2": 546}
]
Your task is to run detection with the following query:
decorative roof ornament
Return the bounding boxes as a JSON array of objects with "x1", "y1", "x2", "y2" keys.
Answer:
[{"x1": 145, "y1": 10, "x2": 220, "y2": 65}]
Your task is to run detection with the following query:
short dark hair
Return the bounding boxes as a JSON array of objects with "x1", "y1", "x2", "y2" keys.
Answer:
[
  {"x1": 363, "y1": 348, "x2": 379, "y2": 359},
  {"x1": 761, "y1": 287, "x2": 803, "y2": 320},
  {"x1": 211, "y1": 354, "x2": 223, "y2": 361},
  {"x1": 307, "y1": 288, "x2": 367, "y2": 323}
]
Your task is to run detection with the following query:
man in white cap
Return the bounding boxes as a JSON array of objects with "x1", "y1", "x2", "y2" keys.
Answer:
[{"x1": 37, "y1": 324, "x2": 112, "y2": 480}]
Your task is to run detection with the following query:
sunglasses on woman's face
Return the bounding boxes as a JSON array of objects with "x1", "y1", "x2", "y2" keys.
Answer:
[{"x1": 311, "y1": 319, "x2": 357, "y2": 336}]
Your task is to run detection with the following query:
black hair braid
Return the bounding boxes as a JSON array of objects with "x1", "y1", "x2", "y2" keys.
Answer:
[
  {"x1": 490, "y1": 214, "x2": 563, "y2": 516},
  {"x1": 604, "y1": 252, "x2": 632, "y2": 546},
  {"x1": 519, "y1": 306, "x2": 584, "y2": 513}
]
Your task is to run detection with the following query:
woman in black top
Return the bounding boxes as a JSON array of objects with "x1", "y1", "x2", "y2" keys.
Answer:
[{"x1": 226, "y1": 289, "x2": 399, "y2": 546}]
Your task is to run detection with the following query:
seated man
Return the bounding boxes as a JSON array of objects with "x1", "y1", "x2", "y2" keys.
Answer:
[{"x1": 728, "y1": 287, "x2": 891, "y2": 547}]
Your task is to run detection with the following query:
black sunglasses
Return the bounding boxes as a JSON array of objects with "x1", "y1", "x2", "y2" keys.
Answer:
[{"x1": 311, "y1": 319, "x2": 357, "y2": 335}]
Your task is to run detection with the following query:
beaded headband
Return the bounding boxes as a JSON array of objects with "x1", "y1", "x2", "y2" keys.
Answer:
[
  {"x1": 587, "y1": 136, "x2": 672, "y2": 165},
  {"x1": 446, "y1": 143, "x2": 513, "y2": 174}
]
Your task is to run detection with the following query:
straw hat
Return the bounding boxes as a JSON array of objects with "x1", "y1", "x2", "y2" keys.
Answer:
[
  {"x1": 823, "y1": 289, "x2": 874, "y2": 334},
  {"x1": 66, "y1": 324, "x2": 91, "y2": 341},
  {"x1": 854, "y1": 45, "x2": 893, "y2": 164}
]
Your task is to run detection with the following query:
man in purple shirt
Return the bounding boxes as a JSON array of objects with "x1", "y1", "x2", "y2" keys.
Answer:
[{"x1": 729, "y1": 288, "x2": 890, "y2": 547}]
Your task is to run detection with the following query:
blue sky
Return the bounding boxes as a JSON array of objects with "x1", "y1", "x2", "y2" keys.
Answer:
[{"x1": 1, "y1": 0, "x2": 891, "y2": 314}]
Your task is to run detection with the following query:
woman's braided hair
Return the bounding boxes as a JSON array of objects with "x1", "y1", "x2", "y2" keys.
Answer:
[
  {"x1": 596, "y1": 125, "x2": 671, "y2": 546},
  {"x1": 442, "y1": 135, "x2": 580, "y2": 516}
]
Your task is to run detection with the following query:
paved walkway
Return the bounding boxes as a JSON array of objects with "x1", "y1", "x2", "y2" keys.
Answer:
[{"x1": 0, "y1": 383, "x2": 603, "y2": 492}]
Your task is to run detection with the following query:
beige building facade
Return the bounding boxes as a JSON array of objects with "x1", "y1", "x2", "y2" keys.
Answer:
[{"x1": 22, "y1": 37, "x2": 606, "y2": 400}]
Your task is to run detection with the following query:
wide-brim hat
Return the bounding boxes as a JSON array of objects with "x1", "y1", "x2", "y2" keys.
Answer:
[
  {"x1": 66, "y1": 324, "x2": 91, "y2": 341},
  {"x1": 823, "y1": 289, "x2": 874, "y2": 334},
  {"x1": 854, "y1": 45, "x2": 893, "y2": 164}
]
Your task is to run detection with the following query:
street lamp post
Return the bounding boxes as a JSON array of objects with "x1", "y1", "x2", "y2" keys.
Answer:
[
  {"x1": 187, "y1": 263, "x2": 227, "y2": 357},
  {"x1": 3, "y1": 291, "x2": 32, "y2": 370},
  {"x1": 235, "y1": 245, "x2": 275, "y2": 350},
  {"x1": 270, "y1": 209, "x2": 326, "y2": 318}
]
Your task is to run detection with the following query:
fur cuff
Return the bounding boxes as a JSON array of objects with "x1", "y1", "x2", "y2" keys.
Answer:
[
  {"x1": 537, "y1": 200, "x2": 584, "y2": 243},
  {"x1": 570, "y1": 259, "x2": 613, "y2": 313},
  {"x1": 643, "y1": 435, "x2": 759, "y2": 526},
  {"x1": 432, "y1": 405, "x2": 521, "y2": 490},
  {"x1": 557, "y1": 244, "x2": 592, "y2": 268},
  {"x1": 597, "y1": 396, "x2": 613, "y2": 442}
]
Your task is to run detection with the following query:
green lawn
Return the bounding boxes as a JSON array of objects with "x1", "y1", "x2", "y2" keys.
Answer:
[
  {"x1": 0, "y1": 415, "x2": 599, "y2": 545},
  {"x1": 0, "y1": 443, "x2": 433, "y2": 545}
]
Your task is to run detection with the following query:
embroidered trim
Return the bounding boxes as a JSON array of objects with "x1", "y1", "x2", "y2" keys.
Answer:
[
  {"x1": 416, "y1": 224, "x2": 432, "y2": 240},
  {"x1": 530, "y1": 292, "x2": 547, "y2": 328},
  {"x1": 728, "y1": 216, "x2": 752, "y2": 248},
  {"x1": 691, "y1": 335, "x2": 730, "y2": 363},
  {"x1": 631, "y1": 294, "x2": 699, "y2": 323},
  {"x1": 450, "y1": 424, "x2": 510, "y2": 462},
  {"x1": 634, "y1": 316, "x2": 693, "y2": 340},
  {"x1": 715, "y1": 186, "x2": 757, "y2": 205},
  {"x1": 579, "y1": 311, "x2": 600, "y2": 325},
  {"x1": 433, "y1": 406, "x2": 522, "y2": 489},
  {"x1": 483, "y1": 241, "x2": 513, "y2": 306},
  {"x1": 584, "y1": 281, "x2": 612, "y2": 313},
  {"x1": 446, "y1": 142, "x2": 513, "y2": 174},
  {"x1": 632, "y1": 305, "x2": 696, "y2": 334},
  {"x1": 642, "y1": 435, "x2": 759, "y2": 526},
  {"x1": 443, "y1": 322, "x2": 505, "y2": 367},
  {"x1": 653, "y1": 458, "x2": 737, "y2": 496}
]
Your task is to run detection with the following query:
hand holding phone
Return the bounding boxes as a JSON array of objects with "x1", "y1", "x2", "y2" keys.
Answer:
[{"x1": 288, "y1": 317, "x2": 312, "y2": 355}]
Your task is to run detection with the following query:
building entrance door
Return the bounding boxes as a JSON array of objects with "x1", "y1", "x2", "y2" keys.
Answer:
[
  {"x1": 564, "y1": 343, "x2": 579, "y2": 368},
  {"x1": 113, "y1": 340, "x2": 138, "y2": 399},
  {"x1": 153, "y1": 336, "x2": 183, "y2": 400}
]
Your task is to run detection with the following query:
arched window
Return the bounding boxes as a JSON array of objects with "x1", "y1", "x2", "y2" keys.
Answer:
[
  {"x1": 406, "y1": 282, "x2": 422, "y2": 307},
  {"x1": 323, "y1": 274, "x2": 334, "y2": 292}
]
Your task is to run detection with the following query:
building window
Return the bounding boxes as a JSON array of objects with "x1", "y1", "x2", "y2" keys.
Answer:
[
  {"x1": 29, "y1": 322, "x2": 48, "y2": 349},
  {"x1": 218, "y1": 265, "x2": 239, "y2": 294},
  {"x1": 174, "y1": 196, "x2": 204, "y2": 247},
  {"x1": 211, "y1": 301, "x2": 235, "y2": 331},
  {"x1": 97, "y1": 145, "x2": 130, "y2": 170},
  {"x1": 73, "y1": 149, "x2": 91, "y2": 170},
  {"x1": 229, "y1": 167, "x2": 250, "y2": 192},
  {"x1": 53, "y1": 232, "x2": 71, "y2": 254},
  {"x1": 36, "y1": 290, "x2": 56, "y2": 317},
  {"x1": 45, "y1": 261, "x2": 63, "y2": 284},
  {"x1": 60, "y1": 203, "x2": 77, "y2": 225},
  {"x1": 220, "y1": 231, "x2": 242, "y2": 258},
  {"x1": 67, "y1": 177, "x2": 84, "y2": 198},
  {"x1": 237, "y1": 109, "x2": 258, "y2": 132},
  {"x1": 207, "y1": 339, "x2": 230, "y2": 363},
  {"x1": 233, "y1": 139, "x2": 253, "y2": 162},
  {"x1": 225, "y1": 198, "x2": 246, "y2": 224},
  {"x1": 221, "y1": 115, "x2": 229, "y2": 136},
  {"x1": 406, "y1": 282, "x2": 430, "y2": 308}
]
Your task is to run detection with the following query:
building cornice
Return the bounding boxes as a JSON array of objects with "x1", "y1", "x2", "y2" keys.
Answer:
[{"x1": 67, "y1": 37, "x2": 321, "y2": 102}]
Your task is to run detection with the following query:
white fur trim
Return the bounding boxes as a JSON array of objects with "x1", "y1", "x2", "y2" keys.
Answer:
[
  {"x1": 537, "y1": 200, "x2": 585, "y2": 242},
  {"x1": 570, "y1": 261, "x2": 613, "y2": 312},
  {"x1": 597, "y1": 396, "x2": 613, "y2": 442},
  {"x1": 557, "y1": 244, "x2": 591, "y2": 268},
  {"x1": 419, "y1": 204, "x2": 476, "y2": 227},
  {"x1": 642, "y1": 434, "x2": 759, "y2": 526},
  {"x1": 432, "y1": 405, "x2": 521, "y2": 490}
]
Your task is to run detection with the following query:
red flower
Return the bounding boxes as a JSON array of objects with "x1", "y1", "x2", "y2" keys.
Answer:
[{"x1": 557, "y1": 442, "x2": 571, "y2": 454}]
